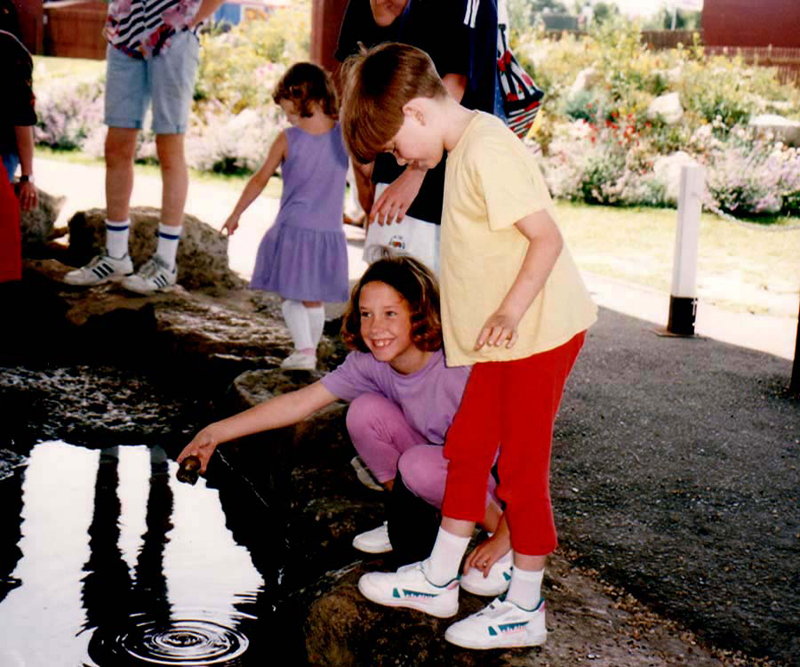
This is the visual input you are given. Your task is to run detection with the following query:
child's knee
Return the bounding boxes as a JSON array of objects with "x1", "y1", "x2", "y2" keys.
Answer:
[
  {"x1": 346, "y1": 393, "x2": 392, "y2": 437},
  {"x1": 397, "y1": 445, "x2": 444, "y2": 502}
]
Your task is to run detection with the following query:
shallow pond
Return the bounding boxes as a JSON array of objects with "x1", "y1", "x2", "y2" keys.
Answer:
[{"x1": 0, "y1": 440, "x2": 284, "y2": 666}]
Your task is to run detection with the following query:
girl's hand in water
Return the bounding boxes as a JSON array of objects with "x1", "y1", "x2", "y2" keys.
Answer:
[
  {"x1": 475, "y1": 309, "x2": 520, "y2": 350},
  {"x1": 464, "y1": 531, "x2": 512, "y2": 578},
  {"x1": 178, "y1": 426, "x2": 223, "y2": 474},
  {"x1": 222, "y1": 214, "x2": 240, "y2": 236}
]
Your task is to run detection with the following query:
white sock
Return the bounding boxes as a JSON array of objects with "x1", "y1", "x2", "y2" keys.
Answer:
[
  {"x1": 156, "y1": 223, "x2": 182, "y2": 270},
  {"x1": 307, "y1": 305, "x2": 325, "y2": 348},
  {"x1": 105, "y1": 219, "x2": 130, "y2": 259},
  {"x1": 506, "y1": 566, "x2": 544, "y2": 610},
  {"x1": 423, "y1": 527, "x2": 470, "y2": 586},
  {"x1": 281, "y1": 299, "x2": 314, "y2": 351}
]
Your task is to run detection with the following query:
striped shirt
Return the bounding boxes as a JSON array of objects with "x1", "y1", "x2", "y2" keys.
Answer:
[{"x1": 105, "y1": 0, "x2": 202, "y2": 59}]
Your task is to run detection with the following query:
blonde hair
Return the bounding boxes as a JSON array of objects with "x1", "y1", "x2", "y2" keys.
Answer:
[
  {"x1": 340, "y1": 42, "x2": 447, "y2": 164},
  {"x1": 273, "y1": 62, "x2": 339, "y2": 119},
  {"x1": 341, "y1": 249, "x2": 442, "y2": 353}
]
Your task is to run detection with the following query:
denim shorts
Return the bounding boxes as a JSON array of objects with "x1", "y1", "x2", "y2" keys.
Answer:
[{"x1": 104, "y1": 30, "x2": 200, "y2": 135}]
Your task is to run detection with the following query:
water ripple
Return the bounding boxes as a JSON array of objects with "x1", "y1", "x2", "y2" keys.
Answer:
[{"x1": 89, "y1": 616, "x2": 249, "y2": 666}]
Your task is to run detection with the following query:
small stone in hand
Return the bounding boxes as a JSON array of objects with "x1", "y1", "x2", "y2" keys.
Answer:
[{"x1": 177, "y1": 455, "x2": 201, "y2": 485}]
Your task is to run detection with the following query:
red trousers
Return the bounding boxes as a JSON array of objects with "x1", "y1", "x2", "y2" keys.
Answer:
[
  {"x1": 0, "y1": 163, "x2": 22, "y2": 283},
  {"x1": 442, "y1": 331, "x2": 585, "y2": 556}
]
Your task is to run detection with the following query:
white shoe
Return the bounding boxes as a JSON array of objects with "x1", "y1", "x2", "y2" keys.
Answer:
[
  {"x1": 350, "y1": 455, "x2": 384, "y2": 492},
  {"x1": 444, "y1": 597, "x2": 547, "y2": 649},
  {"x1": 63, "y1": 253, "x2": 133, "y2": 286},
  {"x1": 121, "y1": 256, "x2": 177, "y2": 294},
  {"x1": 460, "y1": 551, "x2": 513, "y2": 597},
  {"x1": 358, "y1": 561, "x2": 459, "y2": 618},
  {"x1": 353, "y1": 522, "x2": 392, "y2": 554},
  {"x1": 281, "y1": 350, "x2": 316, "y2": 371}
]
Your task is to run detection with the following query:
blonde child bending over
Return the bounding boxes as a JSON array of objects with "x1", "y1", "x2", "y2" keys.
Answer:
[
  {"x1": 225, "y1": 62, "x2": 349, "y2": 371},
  {"x1": 341, "y1": 43, "x2": 597, "y2": 650}
]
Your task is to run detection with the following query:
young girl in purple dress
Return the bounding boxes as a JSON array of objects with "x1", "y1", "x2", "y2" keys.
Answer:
[{"x1": 223, "y1": 62, "x2": 350, "y2": 371}]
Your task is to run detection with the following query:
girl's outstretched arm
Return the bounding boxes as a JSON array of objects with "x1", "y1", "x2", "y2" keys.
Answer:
[
  {"x1": 475, "y1": 209, "x2": 563, "y2": 350},
  {"x1": 222, "y1": 130, "x2": 288, "y2": 235},
  {"x1": 177, "y1": 380, "x2": 337, "y2": 473}
]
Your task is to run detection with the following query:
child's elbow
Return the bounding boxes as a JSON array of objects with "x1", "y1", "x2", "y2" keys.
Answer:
[{"x1": 552, "y1": 226, "x2": 564, "y2": 255}]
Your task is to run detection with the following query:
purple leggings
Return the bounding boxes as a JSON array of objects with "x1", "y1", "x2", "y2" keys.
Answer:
[{"x1": 346, "y1": 393, "x2": 497, "y2": 510}]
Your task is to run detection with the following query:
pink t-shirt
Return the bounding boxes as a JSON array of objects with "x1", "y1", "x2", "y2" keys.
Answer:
[{"x1": 322, "y1": 349, "x2": 470, "y2": 445}]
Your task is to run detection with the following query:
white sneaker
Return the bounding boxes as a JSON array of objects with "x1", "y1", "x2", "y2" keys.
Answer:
[
  {"x1": 444, "y1": 597, "x2": 547, "y2": 650},
  {"x1": 281, "y1": 350, "x2": 316, "y2": 371},
  {"x1": 353, "y1": 522, "x2": 392, "y2": 554},
  {"x1": 460, "y1": 551, "x2": 513, "y2": 597},
  {"x1": 350, "y1": 455, "x2": 384, "y2": 492},
  {"x1": 121, "y1": 256, "x2": 177, "y2": 294},
  {"x1": 358, "y1": 561, "x2": 459, "y2": 618},
  {"x1": 63, "y1": 253, "x2": 133, "y2": 286}
]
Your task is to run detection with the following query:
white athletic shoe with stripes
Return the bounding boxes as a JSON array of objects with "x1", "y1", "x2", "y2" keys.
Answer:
[
  {"x1": 444, "y1": 597, "x2": 547, "y2": 650},
  {"x1": 63, "y1": 253, "x2": 133, "y2": 286},
  {"x1": 358, "y1": 561, "x2": 459, "y2": 618},
  {"x1": 121, "y1": 255, "x2": 177, "y2": 294}
]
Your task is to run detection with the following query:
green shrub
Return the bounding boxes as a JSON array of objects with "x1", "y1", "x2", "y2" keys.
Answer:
[{"x1": 196, "y1": 2, "x2": 310, "y2": 114}]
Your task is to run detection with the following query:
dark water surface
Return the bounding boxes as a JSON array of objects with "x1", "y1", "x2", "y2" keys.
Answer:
[{"x1": 0, "y1": 441, "x2": 281, "y2": 666}]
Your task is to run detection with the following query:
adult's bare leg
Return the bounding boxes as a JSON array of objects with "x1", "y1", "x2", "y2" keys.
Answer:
[
  {"x1": 155, "y1": 133, "x2": 188, "y2": 227},
  {"x1": 105, "y1": 128, "x2": 138, "y2": 221}
]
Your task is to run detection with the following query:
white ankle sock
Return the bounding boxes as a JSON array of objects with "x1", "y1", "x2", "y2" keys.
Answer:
[
  {"x1": 307, "y1": 305, "x2": 325, "y2": 348},
  {"x1": 105, "y1": 219, "x2": 130, "y2": 259},
  {"x1": 281, "y1": 300, "x2": 314, "y2": 351},
  {"x1": 424, "y1": 527, "x2": 470, "y2": 586},
  {"x1": 156, "y1": 223, "x2": 182, "y2": 269},
  {"x1": 506, "y1": 566, "x2": 544, "y2": 610}
]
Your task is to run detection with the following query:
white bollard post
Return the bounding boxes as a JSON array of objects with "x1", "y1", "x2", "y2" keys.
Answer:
[{"x1": 667, "y1": 164, "x2": 705, "y2": 336}]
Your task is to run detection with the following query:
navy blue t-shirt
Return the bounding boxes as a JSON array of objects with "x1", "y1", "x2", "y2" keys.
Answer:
[{"x1": 336, "y1": 0, "x2": 497, "y2": 225}]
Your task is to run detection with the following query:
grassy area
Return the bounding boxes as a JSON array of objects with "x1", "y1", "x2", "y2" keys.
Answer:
[{"x1": 556, "y1": 201, "x2": 800, "y2": 317}]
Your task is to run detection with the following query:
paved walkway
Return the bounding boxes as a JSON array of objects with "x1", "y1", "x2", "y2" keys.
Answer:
[{"x1": 36, "y1": 157, "x2": 797, "y2": 361}]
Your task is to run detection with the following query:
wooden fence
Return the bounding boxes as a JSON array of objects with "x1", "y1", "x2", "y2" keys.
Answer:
[
  {"x1": 704, "y1": 45, "x2": 800, "y2": 87},
  {"x1": 545, "y1": 29, "x2": 800, "y2": 87},
  {"x1": 44, "y1": 1, "x2": 107, "y2": 60}
]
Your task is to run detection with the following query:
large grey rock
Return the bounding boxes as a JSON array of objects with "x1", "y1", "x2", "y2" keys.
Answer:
[
  {"x1": 652, "y1": 151, "x2": 697, "y2": 203},
  {"x1": 568, "y1": 66, "x2": 599, "y2": 97},
  {"x1": 748, "y1": 113, "x2": 800, "y2": 146},
  {"x1": 20, "y1": 188, "x2": 64, "y2": 252},
  {"x1": 66, "y1": 206, "x2": 244, "y2": 290},
  {"x1": 647, "y1": 92, "x2": 684, "y2": 125}
]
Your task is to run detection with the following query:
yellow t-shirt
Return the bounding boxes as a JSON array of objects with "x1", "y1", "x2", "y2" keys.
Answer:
[{"x1": 441, "y1": 112, "x2": 597, "y2": 367}]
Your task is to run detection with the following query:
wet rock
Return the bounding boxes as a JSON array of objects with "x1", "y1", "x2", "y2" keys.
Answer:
[
  {"x1": 0, "y1": 450, "x2": 26, "y2": 482},
  {"x1": 66, "y1": 206, "x2": 244, "y2": 290},
  {"x1": 222, "y1": 369, "x2": 384, "y2": 587},
  {"x1": 20, "y1": 188, "x2": 64, "y2": 252},
  {"x1": 296, "y1": 552, "x2": 726, "y2": 667},
  {"x1": 17, "y1": 258, "x2": 295, "y2": 382}
]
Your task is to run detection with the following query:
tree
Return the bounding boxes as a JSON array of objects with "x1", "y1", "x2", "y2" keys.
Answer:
[{"x1": 592, "y1": 1, "x2": 620, "y2": 24}]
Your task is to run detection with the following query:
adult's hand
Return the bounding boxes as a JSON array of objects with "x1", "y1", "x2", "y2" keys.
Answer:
[
  {"x1": 369, "y1": 166, "x2": 425, "y2": 226},
  {"x1": 16, "y1": 181, "x2": 38, "y2": 212}
]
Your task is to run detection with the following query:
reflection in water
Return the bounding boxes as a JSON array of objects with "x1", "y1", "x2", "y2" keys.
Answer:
[{"x1": 0, "y1": 442, "x2": 266, "y2": 666}]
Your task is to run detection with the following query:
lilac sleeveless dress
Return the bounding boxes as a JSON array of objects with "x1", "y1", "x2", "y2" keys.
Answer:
[{"x1": 250, "y1": 123, "x2": 350, "y2": 302}]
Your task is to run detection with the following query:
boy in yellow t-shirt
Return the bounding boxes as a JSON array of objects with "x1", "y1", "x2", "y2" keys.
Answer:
[{"x1": 341, "y1": 43, "x2": 597, "y2": 650}]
